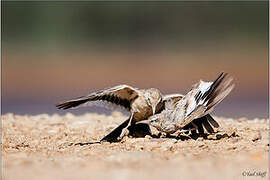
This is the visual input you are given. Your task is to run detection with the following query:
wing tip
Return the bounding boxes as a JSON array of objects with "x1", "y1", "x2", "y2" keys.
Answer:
[
  {"x1": 56, "y1": 98, "x2": 90, "y2": 110},
  {"x1": 56, "y1": 101, "x2": 70, "y2": 110}
]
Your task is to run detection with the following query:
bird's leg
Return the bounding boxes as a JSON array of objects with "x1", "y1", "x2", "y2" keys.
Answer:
[{"x1": 119, "y1": 113, "x2": 133, "y2": 139}]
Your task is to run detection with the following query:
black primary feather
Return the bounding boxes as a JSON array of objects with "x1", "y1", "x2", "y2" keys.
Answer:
[{"x1": 56, "y1": 95, "x2": 131, "y2": 110}]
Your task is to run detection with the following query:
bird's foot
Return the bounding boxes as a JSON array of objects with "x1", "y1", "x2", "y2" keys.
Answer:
[{"x1": 119, "y1": 127, "x2": 130, "y2": 140}]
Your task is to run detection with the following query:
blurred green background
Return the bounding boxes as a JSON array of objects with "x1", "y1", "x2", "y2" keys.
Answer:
[{"x1": 2, "y1": 1, "x2": 268, "y2": 118}]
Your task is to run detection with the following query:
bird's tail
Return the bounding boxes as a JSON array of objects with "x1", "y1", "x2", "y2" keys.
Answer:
[
  {"x1": 181, "y1": 114, "x2": 219, "y2": 134},
  {"x1": 195, "y1": 72, "x2": 235, "y2": 115},
  {"x1": 56, "y1": 96, "x2": 89, "y2": 110}
]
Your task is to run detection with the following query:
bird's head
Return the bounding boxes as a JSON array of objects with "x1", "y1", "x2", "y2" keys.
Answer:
[
  {"x1": 137, "y1": 115, "x2": 162, "y2": 131},
  {"x1": 145, "y1": 88, "x2": 162, "y2": 114},
  {"x1": 137, "y1": 112, "x2": 178, "y2": 134}
]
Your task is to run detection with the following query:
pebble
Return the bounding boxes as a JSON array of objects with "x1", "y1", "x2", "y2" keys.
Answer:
[{"x1": 252, "y1": 131, "x2": 262, "y2": 142}]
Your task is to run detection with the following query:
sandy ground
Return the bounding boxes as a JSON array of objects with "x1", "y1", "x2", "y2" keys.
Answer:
[{"x1": 2, "y1": 112, "x2": 269, "y2": 180}]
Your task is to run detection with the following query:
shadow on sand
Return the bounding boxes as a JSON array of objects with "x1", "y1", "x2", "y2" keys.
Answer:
[{"x1": 70, "y1": 131, "x2": 239, "y2": 146}]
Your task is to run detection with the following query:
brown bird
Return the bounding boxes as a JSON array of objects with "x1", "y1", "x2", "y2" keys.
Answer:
[
  {"x1": 56, "y1": 85, "x2": 167, "y2": 140},
  {"x1": 56, "y1": 85, "x2": 220, "y2": 141},
  {"x1": 138, "y1": 72, "x2": 234, "y2": 136}
]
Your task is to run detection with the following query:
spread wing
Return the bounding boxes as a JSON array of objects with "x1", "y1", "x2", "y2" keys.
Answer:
[
  {"x1": 177, "y1": 72, "x2": 234, "y2": 127},
  {"x1": 56, "y1": 85, "x2": 139, "y2": 110}
]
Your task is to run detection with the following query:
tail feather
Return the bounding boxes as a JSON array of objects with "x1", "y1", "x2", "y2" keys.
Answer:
[
  {"x1": 205, "y1": 114, "x2": 219, "y2": 128},
  {"x1": 201, "y1": 118, "x2": 214, "y2": 133},
  {"x1": 182, "y1": 114, "x2": 219, "y2": 134}
]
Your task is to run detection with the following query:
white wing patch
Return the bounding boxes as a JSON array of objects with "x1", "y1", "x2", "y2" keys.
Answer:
[
  {"x1": 184, "y1": 81, "x2": 213, "y2": 118},
  {"x1": 198, "y1": 81, "x2": 213, "y2": 105},
  {"x1": 198, "y1": 81, "x2": 213, "y2": 94}
]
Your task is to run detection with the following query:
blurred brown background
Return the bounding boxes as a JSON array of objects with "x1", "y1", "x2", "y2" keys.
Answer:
[{"x1": 2, "y1": 1, "x2": 268, "y2": 118}]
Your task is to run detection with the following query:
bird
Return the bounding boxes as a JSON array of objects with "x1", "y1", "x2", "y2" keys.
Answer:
[
  {"x1": 137, "y1": 72, "x2": 234, "y2": 136},
  {"x1": 56, "y1": 85, "x2": 174, "y2": 141}
]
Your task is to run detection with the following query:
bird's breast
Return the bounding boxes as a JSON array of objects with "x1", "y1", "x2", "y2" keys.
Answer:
[{"x1": 131, "y1": 97, "x2": 152, "y2": 121}]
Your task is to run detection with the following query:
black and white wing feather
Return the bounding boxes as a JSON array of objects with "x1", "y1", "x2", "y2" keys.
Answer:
[
  {"x1": 177, "y1": 72, "x2": 234, "y2": 127},
  {"x1": 56, "y1": 85, "x2": 139, "y2": 110}
]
